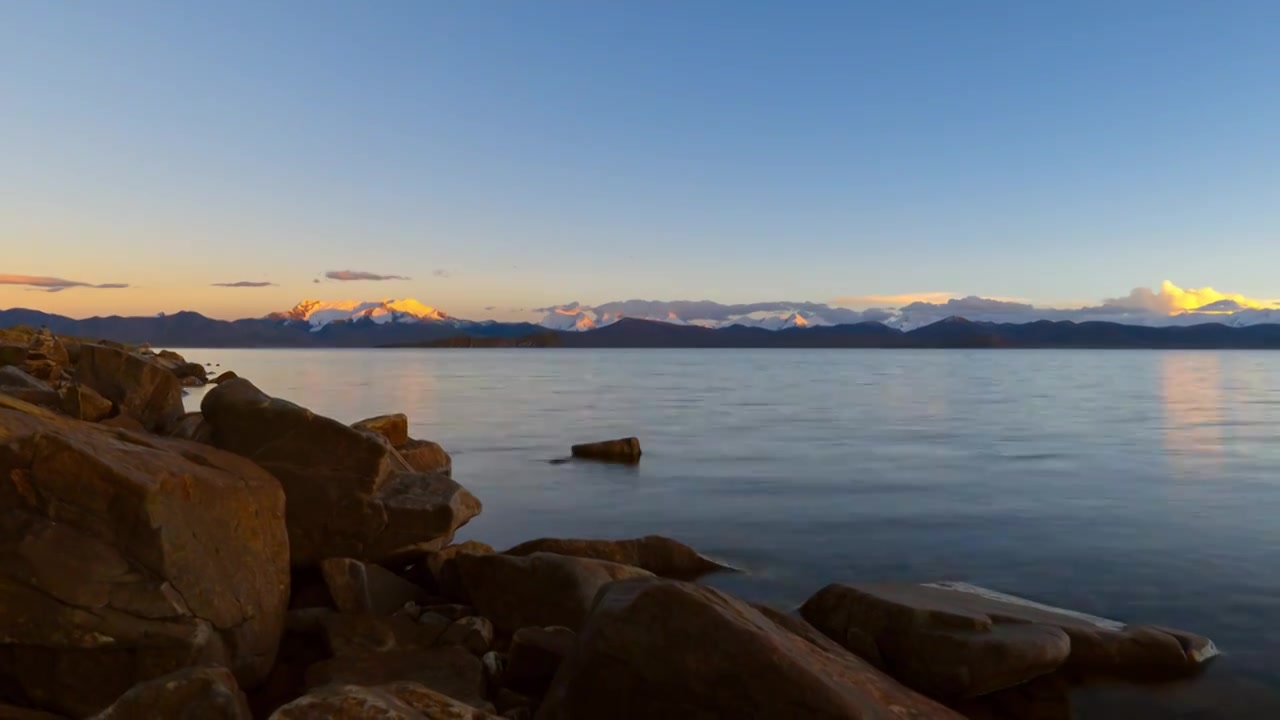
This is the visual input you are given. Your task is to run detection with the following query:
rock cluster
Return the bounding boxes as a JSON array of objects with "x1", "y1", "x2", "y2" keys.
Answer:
[{"x1": 0, "y1": 329, "x2": 1219, "y2": 719}]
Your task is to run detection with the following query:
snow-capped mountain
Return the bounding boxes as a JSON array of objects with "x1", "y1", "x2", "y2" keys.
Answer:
[
  {"x1": 539, "y1": 305, "x2": 835, "y2": 332},
  {"x1": 269, "y1": 299, "x2": 454, "y2": 330},
  {"x1": 720, "y1": 311, "x2": 832, "y2": 330},
  {"x1": 539, "y1": 306, "x2": 599, "y2": 332}
]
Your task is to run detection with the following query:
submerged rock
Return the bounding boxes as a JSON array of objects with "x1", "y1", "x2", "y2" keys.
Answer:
[
  {"x1": 569, "y1": 437, "x2": 641, "y2": 463},
  {"x1": 201, "y1": 378, "x2": 481, "y2": 567},
  {"x1": 502, "y1": 535, "x2": 729, "y2": 580},
  {"x1": 800, "y1": 581, "x2": 1218, "y2": 699},
  {"x1": 0, "y1": 394, "x2": 289, "y2": 716},
  {"x1": 539, "y1": 577, "x2": 962, "y2": 719}
]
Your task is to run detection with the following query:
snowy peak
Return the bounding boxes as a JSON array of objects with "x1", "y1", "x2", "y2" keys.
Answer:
[{"x1": 270, "y1": 298, "x2": 451, "y2": 330}]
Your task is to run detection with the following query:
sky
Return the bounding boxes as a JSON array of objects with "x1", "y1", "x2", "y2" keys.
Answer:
[{"x1": 3, "y1": 1, "x2": 1279, "y2": 321}]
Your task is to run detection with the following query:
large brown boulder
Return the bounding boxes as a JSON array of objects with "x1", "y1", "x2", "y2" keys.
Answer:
[
  {"x1": 0, "y1": 395, "x2": 290, "y2": 716},
  {"x1": 270, "y1": 683, "x2": 497, "y2": 720},
  {"x1": 0, "y1": 368, "x2": 60, "y2": 409},
  {"x1": 503, "y1": 536, "x2": 729, "y2": 580},
  {"x1": 21, "y1": 329, "x2": 69, "y2": 383},
  {"x1": 800, "y1": 582, "x2": 1218, "y2": 699},
  {"x1": 200, "y1": 378, "x2": 481, "y2": 567},
  {"x1": 151, "y1": 350, "x2": 208, "y2": 385},
  {"x1": 305, "y1": 646, "x2": 487, "y2": 708},
  {"x1": 353, "y1": 414, "x2": 410, "y2": 447},
  {"x1": 569, "y1": 437, "x2": 640, "y2": 463},
  {"x1": 399, "y1": 439, "x2": 452, "y2": 476},
  {"x1": 453, "y1": 552, "x2": 652, "y2": 634},
  {"x1": 75, "y1": 343, "x2": 184, "y2": 432},
  {"x1": 89, "y1": 666, "x2": 251, "y2": 720},
  {"x1": 539, "y1": 577, "x2": 962, "y2": 719},
  {"x1": 60, "y1": 383, "x2": 114, "y2": 422}
]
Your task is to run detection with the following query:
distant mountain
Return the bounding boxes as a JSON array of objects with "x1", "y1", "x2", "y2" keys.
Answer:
[{"x1": 6, "y1": 304, "x2": 1280, "y2": 349}]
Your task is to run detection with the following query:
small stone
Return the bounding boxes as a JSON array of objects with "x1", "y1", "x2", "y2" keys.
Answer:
[{"x1": 439, "y1": 616, "x2": 494, "y2": 656}]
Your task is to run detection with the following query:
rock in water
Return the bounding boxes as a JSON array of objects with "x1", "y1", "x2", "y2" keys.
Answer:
[
  {"x1": 200, "y1": 378, "x2": 481, "y2": 566},
  {"x1": 800, "y1": 581, "x2": 1218, "y2": 699},
  {"x1": 453, "y1": 552, "x2": 653, "y2": 634},
  {"x1": 569, "y1": 437, "x2": 641, "y2": 463},
  {"x1": 211, "y1": 370, "x2": 238, "y2": 385},
  {"x1": 353, "y1": 413, "x2": 410, "y2": 447},
  {"x1": 539, "y1": 577, "x2": 962, "y2": 719},
  {"x1": 502, "y1": 535, "x2": 729, "y2": 580},
  {"x1": 74, "y1": 343, "x2": 184, "y2": 432},
  {"x1": 0, "y1": 395, "x2": 290, "y2": 716},
  {"x1": 89, "y1": 666, "x2": 251, "y2": 720},
  {"x1": 270, "y1": 683, "x2": 497, "y2": 720}
]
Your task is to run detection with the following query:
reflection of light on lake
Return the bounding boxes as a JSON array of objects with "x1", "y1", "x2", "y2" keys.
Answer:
[{"x1": 1161, "y1": 352, "x2": 1223, "y2": 475}]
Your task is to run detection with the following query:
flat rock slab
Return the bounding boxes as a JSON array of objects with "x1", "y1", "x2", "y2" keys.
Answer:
[{"x1": 801, "y1": 581, "x2": 1218, "y2": 699}]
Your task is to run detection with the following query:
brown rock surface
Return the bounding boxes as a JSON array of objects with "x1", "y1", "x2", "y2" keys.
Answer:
[
  {"x1": 502, "y1": 626, "x2": 574, "y2": 697},
  {"x1": 168, "y1": 411, "x2": 213, "y2": 443},
  {"x1": 438, "y1": 616, "x2": 494, "y2": 657},
  {"x1": 353, "y1": 414, "x2": 410, "y2": 448},
  {"x1": 211, "y1": 370, "x2": 239, "y2": 385},
  {"x1": 304, "y1": 646, "x2": 487, "y2": 708},
  {"x1": 89, "y1": 666, "x2": 251, "y2": 720},
  {"x1": 0, "y1": 394, "x2": 290, "y2": 716},
  {"x1": 270, "y1": 683, "x2": 497, "y2": 720},
  {"x1": 75, "y1": 343, "x2": 184, "y2": 432},
  {"x1": 454, "y1": 552, "x2": 652, "y2": 634},
  {"x1": 321, "y1": 557, "x2": 428, "y2": 615},
  {"x1": 58, "y1": 383, "x2": 114, "y2": 422},
  {"x1": 503, "y1": 535, "x2": 728, "y2": 580},
  {"x1": 400, "y1": 438, "x2": 452, "y2": 476},
  {"x1": 321, "y1": 613, "x2": 447, "y2": 656},
  {"x1": 415, "y1": 541, "x2": 494, "y2": 600},
  {"x1": 800, "y1": 582, "x2": 1217, "y2": 699},
  {"x1": 569, "y1": 437, "x2": 640, "y2": 463},
  {"x1": 200, "y1": 378, "x2": 481, "y2": 566},
  {"x1": 539, "y1": 577, "x2": 962, "y2": 719},
  {"x1": 0, "y1": 703, "x2": 66, "y2": 720}
]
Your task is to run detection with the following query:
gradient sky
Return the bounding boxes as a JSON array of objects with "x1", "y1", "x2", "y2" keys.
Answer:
[{"x1": 3, "y1": 1, "x2": 1279, "y2": 320}]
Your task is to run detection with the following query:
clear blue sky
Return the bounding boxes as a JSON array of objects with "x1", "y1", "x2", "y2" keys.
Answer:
[{"x1": 3, "y1": 1, "x2": 1278, "y2": 319}]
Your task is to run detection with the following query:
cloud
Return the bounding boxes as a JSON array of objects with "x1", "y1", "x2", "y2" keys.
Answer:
[
  {"x1": 833, "y1": 291, "x2": 961, "y2": 308},
  {"x1": 0, "y1": 274, "x2": 130, "y2": 293},
  {"x1": 313, "y1": 278, "x2": 321, "y2": 284},
  {"x1": 484, "y1": 305, "x2": 497, "y2": 311},
  {"x1": 1102, "y1": 280, "x2": 1279, "y2": 314},
  {"x1": 324, "y1": 270, "x2": 410, "y2": 281},
  {"x1": 212, "y1": 280, "x2": 276, "y2": 288},
  {"x1": 433, "y1": 269, "x2": 451, "y2": 278}
]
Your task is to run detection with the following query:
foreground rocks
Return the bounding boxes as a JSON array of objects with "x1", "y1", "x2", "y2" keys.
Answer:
[
  {"x1": 354, "y1": 413, "x2": 453, "y2": 476},
  {"x1": 75, "y1": 343, "x2": 184, "y2": 432},
  {"x1": 0, "y1": 395, "x2": 289, "y2": 716},
  {"x1": 271, "y1": 683, "x2": 497, "y2": 720},
  {"x1": 569, "y1": 437, "x2": 641, "y2": 463},
  {"x1": 89, "y1": 666, "x2": 251, "y2": 720},
  {"x1": 800, "y1": 581, "x2": 1218, "y2": 699},
  {"x1": 201, "y1": 378, "x2": 480, "y2": 566},
  {"x1": 503, "y1": 535, "x2": 730, "y2": 580},
  {"x1": 540, "y1": 577, "x2": 964, "y2": 719}
]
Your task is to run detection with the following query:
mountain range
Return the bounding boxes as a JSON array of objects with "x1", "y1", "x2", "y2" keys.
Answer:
[{"x1": 5, "y1": 298, "x2": 1280, "y2": 349}]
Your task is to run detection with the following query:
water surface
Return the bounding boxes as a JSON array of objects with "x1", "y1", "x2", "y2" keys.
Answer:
[{"x1": 183, "y1": 348, "x2": 1280, "y2": 718}]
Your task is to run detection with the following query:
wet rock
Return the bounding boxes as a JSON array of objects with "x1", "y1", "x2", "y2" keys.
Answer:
[
  {"x1": 569, "y1": 437, "x2": 641, "y2": 463},
  {"x1": 270, "y1": 682, "x2": 497, "y2": 719},
  {"x1": 321, "y1": 557, "x2": 428, "y2": 615},
  {"x1": 89, "y1": 666, "x2": 251, "y2": 720},
  {"x1": 75, "y1": 343, "x2": 184, "y2": 432},
  {"x1": 201, "y1": 378, "x2": 481, "y2": 567},
  {"x1": 502, "y1": 626, "x2": 575, "y2": 697},
  {"x1": 502, "y1": 535, "x2": 729, "y2": 580},
  {"x1": 439, "y1": 616, "x2": 494, "y2": 656},
  {"x1": 353, "y1": 413, "x2": 410, "y2": 448},
  {"x1": 399, "y1": 438, "x2": 452, "y2": 476},
  {"x1": 800, "y1": 582, "x2": 1217, "y2": 699},
  {"x1": 454, "y1": 552, "x2": 652, "y2": 634},
  {"x1": 0, "y1": 394, "x2": 290, "y2": 716},
  {"x1": 304, "y1": 646, "x2": 487, "y2": 709},
  {"x1": 539, "y1": 577, "x2": 962, "y2": 719},
  {"x1": 58, "y1": 383, "x2": 114, "y2": 422}
]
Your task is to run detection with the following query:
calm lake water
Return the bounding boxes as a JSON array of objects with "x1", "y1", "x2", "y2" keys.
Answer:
[{"x1": 181, "y1": 348, "x2": 1280, "y2": 718}]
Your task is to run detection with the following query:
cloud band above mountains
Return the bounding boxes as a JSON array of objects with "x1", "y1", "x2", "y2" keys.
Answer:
[
  {"x1": 325, "y1": 270, "x2": 410, "y2": 281},
  {"x1": 212, "y1": 280, "x2": 276, "y2": 287},
  {"x1": 0, "y1": 274, "x2": 129, "y2": 293}
]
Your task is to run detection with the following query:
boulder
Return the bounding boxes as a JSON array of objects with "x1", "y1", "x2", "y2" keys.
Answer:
[
  {"x1": 152, "y1": 351, "x2": 208, "y2": 385},
  {"x1": 0, "y1": 704, "x2": 65, "y2": 720},
  {"x1": 321, "y1": 613, "x2": 448, "y2": 656},
  {"x1": 569, "y1": 437, "x2": 640, "y2": 463},
  {"x1": 502, "y1": 626, "x2": 574, "y2": 697},
  {"x1": 89, "y1": 666, "x2": 251, "y2": 720},
  {"x1": 453, "y1": 552, "x2": 652, "y2": 634},
  {"x1": 201, "y1": 378, "x2": 481, "y2": 566},
  {"x1": 321, "y1": 558, "x2": 428, "y2": 616},
  {"x1": 59, "y1": 383, "x2": 115, "y2": 422},
  {"x1": 438, "y1": 616, "x2": 494, "y2": 656},
  {"x1": 0, "y1": 341, "x2": 27, "y2": 369},
  {"x1": 0, "y1": 368, "x2": 60, "y2": 408},
  {"x1": 304, "y1": 646, "x2": 487, "y2": 709},
  {"x1": 98, "y1": 414, "x2": 147, "y2": 433},
  {"x1": 0, "y1": 395, "x2": 290, "y2": 716},
  {"x1": 800, "y1": 582, "x2": 1218, "y2": 699},
  {"x1": 502, "y1": 536, "x2": 728, "y2": 580},
  {"x1": 22, "y1": 329, "x2": 69, "y2": 382},
  {"x1": 168, "y1": 412, "x2": 213, "y2": 444},
  {"x1": 539, "y1": 577, "x2": 962, "y2": 719},
  {"x1": 270, "y1": 683, "x2": 497, "y2": 720},
  {"x1": 411, "y1": 541, "x2": 494, "y2": 600},
  {"x1": 211, "y1": 370, "x2": 239, "y2": 385},
  {"x1": 400, "y1": 439, "x2": 452, "y2": 476},
  {"x1": 353, "y1": 414, "x2": 410, "y2": 448},
  {"x1": 75, "y1": 343, "x2": 184, "y2": 432}
]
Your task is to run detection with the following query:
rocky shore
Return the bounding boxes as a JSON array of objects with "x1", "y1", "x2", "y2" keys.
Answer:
[{"x1": 0, "y1": 326, "x2": 1219, "y2": 719}]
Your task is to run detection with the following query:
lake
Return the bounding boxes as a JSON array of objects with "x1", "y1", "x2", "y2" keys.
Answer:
[{"x1": 181, "y1": 348, "x2": 1280, "y2": 718}]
